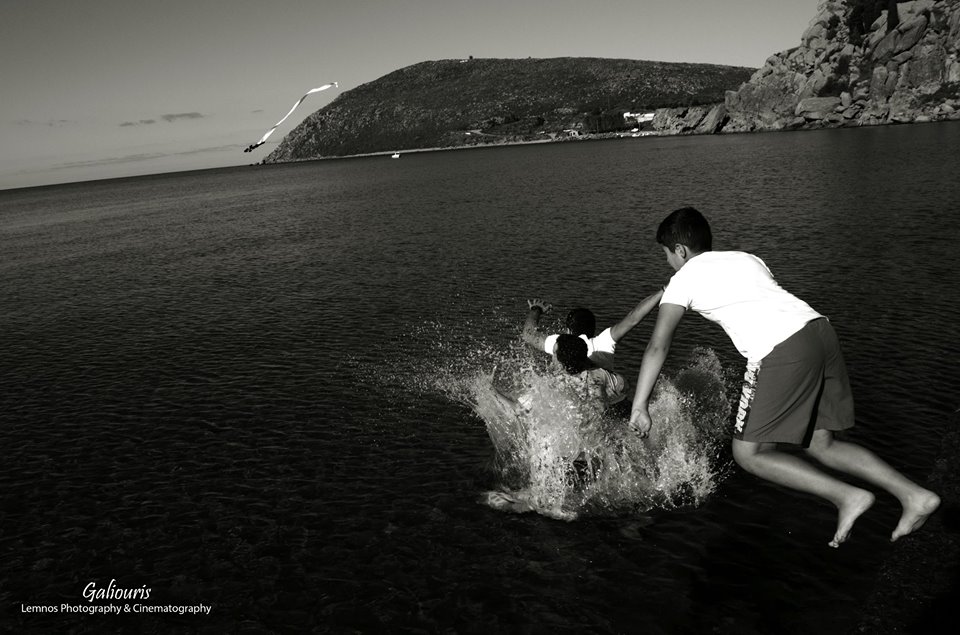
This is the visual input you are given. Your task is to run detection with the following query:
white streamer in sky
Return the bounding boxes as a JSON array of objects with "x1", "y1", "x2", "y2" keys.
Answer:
[{"x1": 244, "y1": 82, "x2": 339, "y2": 152}]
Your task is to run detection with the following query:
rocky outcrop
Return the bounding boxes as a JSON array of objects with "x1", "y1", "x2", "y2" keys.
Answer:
[
  {"x1": 594, "y1": 1, "x2": 960, "y2": 139},
  {"x1": 650, "y1": 104, "x2": 729, "y2": 134},
  {"x1": 722, "y1": 0, "x2": 960, "y2": 132}
]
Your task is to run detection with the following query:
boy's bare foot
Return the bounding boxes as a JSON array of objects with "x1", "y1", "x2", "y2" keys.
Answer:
[
  {"x1": 829, "y1": 489, "x2": 875, "y2": 548},
  {"x1": 891, "y1": 490, "x2": 940, "y2": 542}
]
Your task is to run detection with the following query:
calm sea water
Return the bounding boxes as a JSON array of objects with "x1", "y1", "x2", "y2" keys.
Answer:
[{"x1": 2, "y1": 123, "x2": 959, "y2": 633}]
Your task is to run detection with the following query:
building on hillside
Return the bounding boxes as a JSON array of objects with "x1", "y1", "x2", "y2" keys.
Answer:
[{"x1": 623, "y1": 112, "x2": 655, "y2": 125}]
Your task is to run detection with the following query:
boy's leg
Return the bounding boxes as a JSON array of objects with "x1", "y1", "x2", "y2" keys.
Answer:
[
  {"x1": 805, "y1": 321, "x2": 940, "y2": 541},
  {"x1": 732, "y1": 438, "x2": 875, "y2": 548},
  {"x1": 730, "y1": 322, "x2": 873, "y2": 546},
  {"x1": 804, "y1": 430, "x2": 941, "y2": 541}
]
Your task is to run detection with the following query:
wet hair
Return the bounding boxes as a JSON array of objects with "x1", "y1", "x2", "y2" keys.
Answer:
[
  {"x1": 656, "y1": 206, "x2": 713, "y2": 253},
  {"x1": 555, "y1": 334, "x2": 589, "y2": 375},
  {"x1": 565, "y1": 308, "x2": 596, "y2": 337}
]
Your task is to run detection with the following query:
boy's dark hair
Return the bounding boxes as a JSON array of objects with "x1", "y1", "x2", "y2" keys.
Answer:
[
  {"x1": 565, "y1": 308, "x2": 596, "y2": 337},
  {"x1": 656, "y1": 206, "x2": 713, "y2": 253},
  {"x1": 555, "y1": 334, "x2": 589, "y2": 375}
]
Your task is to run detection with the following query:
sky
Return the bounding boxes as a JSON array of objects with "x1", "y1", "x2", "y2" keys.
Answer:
[{"x1": 0, "y1": 0, "x2": 821, "y2": 190}]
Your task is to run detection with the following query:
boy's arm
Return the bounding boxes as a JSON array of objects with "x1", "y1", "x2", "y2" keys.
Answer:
[
  {"x1": 521, "y1": 298, "x2": 552, "y2": 351},
  {"x1": 628, "y1": 303, "x2": 685, "y2": 437},
  {"x1": 608, "y1": 288, "x2": 665, "y2": 343}
]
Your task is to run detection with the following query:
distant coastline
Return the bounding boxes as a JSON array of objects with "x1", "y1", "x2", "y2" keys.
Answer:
[
  {"x1": 260, "y1": 57, "x2": 754, "y2": 165},
  {"x1": 263, "y1": 2, "x2": 960, "y2": 164},
  {"x1": 256, "y1": 133, "x2": 638, "y2": 164},
  {"x1": 253, "y1": 116, "x2": 960, "y2": 167}
]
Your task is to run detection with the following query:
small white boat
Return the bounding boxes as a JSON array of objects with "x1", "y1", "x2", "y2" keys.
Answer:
[{"x1": 391, "y1": 152, "x2": 400, "y2": 159}]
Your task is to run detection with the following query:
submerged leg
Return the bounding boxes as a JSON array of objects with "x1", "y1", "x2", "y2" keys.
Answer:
[
  {"x1": 804, "y1": 430, "x2": 940, "y2": 542},
  {"x1": 732, "y1": 439, "x2": 875, "y2": 548}
]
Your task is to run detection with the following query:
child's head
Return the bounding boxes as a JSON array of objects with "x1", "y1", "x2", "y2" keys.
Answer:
[
  {"x1": 554, "y1": 334, "x2": 589, "y2": 375},
  {"x1": 656, "y1": 207, "x2": 712, "y2": 270},
  {"x1": 657, "y1": 206, "x2": 712, "y2": 251},
  {"x1": 565, "y1": 308, "x2": 596, "y2": 337}
]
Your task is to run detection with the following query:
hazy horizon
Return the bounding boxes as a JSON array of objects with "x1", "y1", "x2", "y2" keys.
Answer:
[{"x1": 1, "y1": 0, "x2": 820, "y2": 190}]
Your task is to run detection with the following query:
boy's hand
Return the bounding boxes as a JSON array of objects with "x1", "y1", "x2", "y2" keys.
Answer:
[
  {"x1": 629, "y1": 406, "x2": 653, "y2": 438},
  {"x1": 527, "y1": 298, "x2": 552, "y2": 313}
]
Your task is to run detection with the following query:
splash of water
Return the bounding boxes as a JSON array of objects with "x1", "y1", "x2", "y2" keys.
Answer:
[
  {"x1": 350, "y1": 316, "x2": 733, "y2": 521},
  {"x1": 465, "y1": 347, "x2": 733, "y2": 520}
]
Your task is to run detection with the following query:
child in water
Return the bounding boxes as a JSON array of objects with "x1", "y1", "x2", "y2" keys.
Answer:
[
  {"x1": 522, "y1": 290, "x2": 664, "y2": 372},
  {"x1": 629, "y1": 206, "x2": 940, "y2": 547},
  {"x1": 491, "y1": 333, "x2": 628, "y2": 431},
  {"x1": 485, "y1": 334, "x2": 629, "y2": 517}
]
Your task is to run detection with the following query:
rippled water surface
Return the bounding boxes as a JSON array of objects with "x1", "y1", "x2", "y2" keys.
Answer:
[{"x1": 2, "y1": 123, "x2": 959, "y2": 633}]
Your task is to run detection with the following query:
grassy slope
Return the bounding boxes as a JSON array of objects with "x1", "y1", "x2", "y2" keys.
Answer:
[{"x1": 264, "y1": 57, "x2": 754, "y2": 161}]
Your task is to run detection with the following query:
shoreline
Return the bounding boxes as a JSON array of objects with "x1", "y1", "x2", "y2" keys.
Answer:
[
  {"x1": 259, "y1": 118, "x2": 960, "y2": 165},
  {"x1": 260, "y1": 137, "x2": 562, "y2": 164}
]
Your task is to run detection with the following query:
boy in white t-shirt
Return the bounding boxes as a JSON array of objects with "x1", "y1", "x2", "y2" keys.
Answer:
[
  {"x1": 629, "y1": 207, "x2": 939, "y2": 548},
  {"x1": 522, "y1": 290, "x2": 663, "y2": 372}
]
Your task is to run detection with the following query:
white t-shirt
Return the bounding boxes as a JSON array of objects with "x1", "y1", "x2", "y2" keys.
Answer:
[
  {"x1": 660, "y1": 251, "x2": 822, "y2": 363},
  {"x1": 542, "y1": 327, "x2": 617, "y2": 370}
]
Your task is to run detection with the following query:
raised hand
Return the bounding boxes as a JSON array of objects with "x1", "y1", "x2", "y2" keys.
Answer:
[{"x1": 527, "y1": 298, "x2": 553, "y2": 313}]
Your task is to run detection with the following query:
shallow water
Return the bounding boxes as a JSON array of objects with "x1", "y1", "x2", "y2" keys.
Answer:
[{"x1": 2, "y1": 122, "x2": 959, "y2": 633}]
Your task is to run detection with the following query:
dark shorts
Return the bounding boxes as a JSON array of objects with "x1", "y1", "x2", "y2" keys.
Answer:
[{"x1": 734, "y1": 318, "x2": 854, "y2": 446}]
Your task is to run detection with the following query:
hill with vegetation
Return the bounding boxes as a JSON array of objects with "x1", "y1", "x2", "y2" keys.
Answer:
[{"x1": 262, "y1": 57, "x2": 754, "y2": 161}]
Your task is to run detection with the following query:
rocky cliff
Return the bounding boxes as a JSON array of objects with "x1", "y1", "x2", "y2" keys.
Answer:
[
  {"x1": 261, "y1": 58, "x2": 753, "y2": 162},
  {"x1": 719, "y1": 0, "x2": 960, "y2": 131}
]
